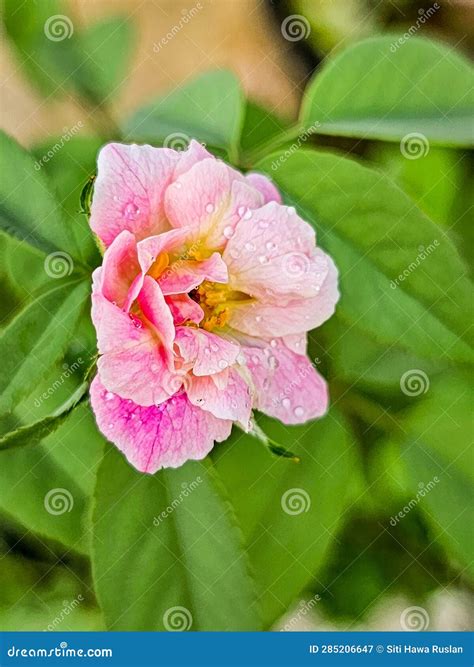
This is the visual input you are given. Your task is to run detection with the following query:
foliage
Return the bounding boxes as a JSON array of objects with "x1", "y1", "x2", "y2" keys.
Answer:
[{"x1": 1, "y1": 0, "x2": 472, "y2": 632}]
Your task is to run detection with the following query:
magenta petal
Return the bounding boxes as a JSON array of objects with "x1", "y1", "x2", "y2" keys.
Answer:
[{"x1": 90, "y1": 376, "x2": 232, "y2": 473}]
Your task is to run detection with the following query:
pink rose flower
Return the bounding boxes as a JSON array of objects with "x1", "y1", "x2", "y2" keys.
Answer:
[{"x1": 89, "y1": 140, "x2": 339, "y2": 473}]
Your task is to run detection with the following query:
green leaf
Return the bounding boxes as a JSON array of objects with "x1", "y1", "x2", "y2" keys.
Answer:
[
  {"x1": 123, "y1": 70, "x2": 244, "y2": 158},
  {"x1": 76, "y1": 17, "x2": 134, "y2": 105},
  {"x1": 213, "y1": 410, "x2": 355, "y2": 627},
  {"x1": 0, "y1": 280, "x2": 90, "y2": 416},
  {"x1": 0, "y1": 442, "x2": 90, "y2": 554},
  {"x1": 92, "y1": 449, "x2": 261, "y2": 630},
  {"x1": 3, "y1": 1, "x2": 134, "y2": 112},
  {"x1": 239, "y1": 100, "x2": 291, "y2": 155},
  {"x1": 0, "y1": 379, "x2": 89, "y2": 452},
  {"x1": 30, "y1": 136, "x2": 103, "y2": 266},
  {"x1": 0, "y1": 131, "x2": 84, "y2": 261},
  {"x1": 256, "y1": 149, "x2": 473, "y2": 364},
  {"x1": 300, "y1": 36, "x2": 474, "y2": 146},
  {"x1": 398, "y1": 373, "x2": 473, "y2": 579}
]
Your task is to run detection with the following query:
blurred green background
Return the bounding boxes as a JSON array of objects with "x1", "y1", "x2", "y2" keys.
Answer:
[{"x1": 0, "y1": 0, "x2": 472, "y2": 632}]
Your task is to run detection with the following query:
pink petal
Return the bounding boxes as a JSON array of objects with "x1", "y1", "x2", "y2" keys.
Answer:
[
  {"x1": 243, "y1": 341, "x2": 328, "y2": 424},
  {"x1": 164, "y1": 159, "x2": 262, "y2": 249},
  {"x1": 228, "y1": 254, "x2": 339, "y2": 337},
  {"x1": 99, "y1": 230, "x2": 140, "y2": 308},
  {"x1": 93, "y1": 279, "x2": 176, "y2": 406},
  {"x1": 173, "y1": 139, "x2": 213, "y2": 178},
  {"x1": 136, "y1": 228, "x2": 189, "y2": 275},
  {"x1": 90, "y1": 143, "x2": 178, "y2": 247},
  {"x1": 187, "y1": 369, "x2": 252, "y2": 428},
  {"x1": 223, "y1": 202, "x2": 327, "y2": 300},
  {"x1": 175, "y1": 327, "x2": 240, "y2": 376},
  {"x1": 158, "y1": 252, "x2": 228, "y2": 295},
  {"x1": 245, "y1": 172, "x2": 282, "y2": 204},
  {"x1": 90, "y1": 376, "x2": 232, "y2": 473},
  {"x1": 165, "y1": 294, "x2": 204, "y2": 325}
]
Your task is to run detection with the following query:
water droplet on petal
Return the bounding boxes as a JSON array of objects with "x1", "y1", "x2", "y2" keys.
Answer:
[
  {"x1": 270, "y1": 339, "x2": 277, "y2": 348},
  {"x1": 204, "y1": 347, "x2": 211, "y2": 355},
  {"x1": 294, "y1": 406, "x2": 304, "y2": 417},
  {"x1": 266, "y1": 241, "x2": 276, "y2": 251},
  {"x1": 237, "y1": 206, "x2": 246, "y2": 217},
  {"x1": 268, "y1": 355, "x2": 278, "y2": 369},
  {"x1": 175, "y1": 182, "x2": 182, "y2": 189},
  {"x1": 243, "y1": 209, "x2": 252, "y2": 220},
  {"x1": 287, "y1": 206, "x2": 295, "y2": 215},
  {"x1": 108, "y1": 422, "x2": 114, "y2": 429},
  {"x1": 258, "y1": 255, "x2": 269, "y2": 264},
  {"x1": 245, "y1": 242, "x2": 255, "y2": 252},
  {"x1": 230, "y1": 248, "x2": 241, "y2": 259},
  {"x1": 218, "y1": 359, "x2": 228, "y2": 369},
  {"x1": 210, "y1": 343, "x2": 219, "y2": 352},
  {"x1": 258, "y1": 220, "x2": 269, "y2": 229},
  {"x1": 105, "y1": 391, "x2": 115, "y2": 401},
  {"x1": 255, "y1": 315, "x2": 262, "y2": 323},
  {"x1": 205, "y1": 203, "x2": 214, "y2": 214},
  {"x1": 282, "y1": 398, "x2": 291, "y2": 409},
  {"x1": 223, "y1": 225, "x2": 234, "y2": 239},
  {"x1": 123, "y1": 202, "x2": 140, "y2": 220},
  {"x1": 231, "y1": 401, "x2": 237, "y2": 409}
]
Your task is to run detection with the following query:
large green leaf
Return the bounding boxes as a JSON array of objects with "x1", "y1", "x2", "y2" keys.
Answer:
[
  {"x1": 30, "y1": 136, "x2": 103, "y2": 266},
  {"x1": 0, "y1": 132, "x2": 84, "y2": 261},
  {"x1": 213, "y1": 410, "x2": 355, "y2": 627},
  {"x1": 300, "y1": 36, "x2": 474, "y2": 146},
  {"x1": 123, "y1": 70, "x2": 244, "y2": 158},
  {"x1": 397, "y1": 373, "x2": 473, "y2": 579},
  {"x1": 256, "y1": 149, "x2": 473, "y2": 364},
  {"x1": 3, "y1": 0, "x2": 134, "y2": 110},
  {"x1": 92, "y1": 449, "x2": 261, "y2": 630},
  {"x1": 0, "y1": 280, "x2": 89, "y2": 417},
  {"x1": 0, "y1": 379, "x2": 89, "y2": 452}
]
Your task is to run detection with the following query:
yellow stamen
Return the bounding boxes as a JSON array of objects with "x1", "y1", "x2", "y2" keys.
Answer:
[{"x1": 147, "y1": 252, "x2": 169, "y2": 279}]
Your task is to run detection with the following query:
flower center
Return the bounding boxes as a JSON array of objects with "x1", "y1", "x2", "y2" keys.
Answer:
[{"x1": 190, "y1": 281, "x2": 251, "y2": 332}]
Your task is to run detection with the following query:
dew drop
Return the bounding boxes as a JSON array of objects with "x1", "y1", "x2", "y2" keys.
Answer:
[
  {"x1": 287, "y1": 206, "x2": 296, "y2": 215},
  {"x1": 210, "y1": 343, "x2": 219, "y2": 352},
  {"x1": 255, "y1": 315, "x2": 262, "y2": 323},
  {"x1": 223, "y1": 225, "x2": 234, "y2": 239},
  {"x1": 265, "y1": 241, "x2": 276, "y2": 251},
  {"x1": 105, "y1": 391, "x2": 115, "y2": 401},
  {"x1": 123, "y1": 202, "x2": 140, "y2": 220},
  {"x1": 205, "y1": 203, "x2": 214, "y2": 214},
  {"x1": 204, "y1": 347, "x2": 211, "y2": 355},
  {"x1": 294, "y1": 406, "x2": 304, "y2": 417},
  {"x1": 218, "y1": 359, "x2": 228, "y2": 369},
  {"x1": 175, "y1": 182, "x2": 182, "y2": 189},
  {"x1": 270, "y1": 339, "x2": 277, "y2": 348},
  {"x1": 282, "y1": 398, "x2": 291, "y2": 409},
  {"x1": 268, "y1": 355, "x2": 278, "y2": 370},
  {"x1": 258, "y1": 220, "x2": 269, "y2": 229},
  {"x1": 243, "y1": 209, "x2": 252, "y2": 220},
  {"x1": 258, "y1": 255, "x2": 269, "y2": 264},
  {"x1": 237, "y1": 205, "x2": 246, "y2": 217},
  {"x1": 108, "y1": 422, "x2": 114, "y2": 429},
  {"x1": 245, "y1": 242, "x2": 255, "y2": 252}
]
